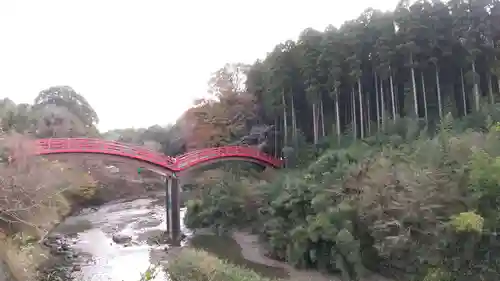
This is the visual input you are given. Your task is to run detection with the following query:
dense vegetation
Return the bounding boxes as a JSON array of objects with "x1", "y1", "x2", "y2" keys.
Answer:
[
  {"x1": 244, "y1": 0, "x2": 500, "y2": 153},
  {"x1": 182, "y1": 0, "x2": 500, "y2": 280},
  {"x1": 1, "y1": 86, "x2": 100, "y2": 138},
  {"x1": 7, "y1": 1, "x2": 500, "y2": 280},
  {"x1": 0, "y1": 85, "x2": 103, "y2": 227},
  {"x1": 0, "y1": 86, "x2": 102, "y2": 280}
]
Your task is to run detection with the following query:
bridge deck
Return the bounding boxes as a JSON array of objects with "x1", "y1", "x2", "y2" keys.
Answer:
[{"x1": 29, "y1": 138, "x2": 283, "y2": 172}]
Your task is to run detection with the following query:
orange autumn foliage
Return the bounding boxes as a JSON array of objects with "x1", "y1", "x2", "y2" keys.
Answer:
[{"x1": 179, "y1": 91, "x2": 256, "y2": 150}]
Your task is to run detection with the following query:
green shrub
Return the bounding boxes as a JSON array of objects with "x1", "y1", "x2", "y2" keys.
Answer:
[
  {"x1": 185, "y1": 114, "x2": 500, "y2": 280},
  {"x1": 168, "y1": 249, "x2": 277, "y2": 281},
  {"x1": 184, "y1": 170, "x2": 262, "y2": 232}
]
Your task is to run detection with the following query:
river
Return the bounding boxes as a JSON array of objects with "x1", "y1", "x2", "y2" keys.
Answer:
[
  {"x1": 41, "y1": 192, "x2": 297, "y2": 281},
  {"x1": 42, "y1": 192, "x2": 390, "y2": 281},
  {"x1": 45, "y1": 194, "x2": 173, "y2": 281}
]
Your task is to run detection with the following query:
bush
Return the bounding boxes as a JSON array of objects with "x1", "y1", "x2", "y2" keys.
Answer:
[
  {"x1": 0, "y1": 135, "x2": 98, "y2": 232},
  {"x1": 184, "y1": 170, "x2": 261, "y2": 232},
  {"x1": 0, "y1": 135, "x2": 91, "y2": 232},
  {"x1": 168, "y1": 249, "x2": 277, "y2": 281},
  {"x1": 0, "y1": 133, "x2": 99, "y2": 280},
  {"x1": 185, "y1": 117, "x2": 500, "y2": 280}
]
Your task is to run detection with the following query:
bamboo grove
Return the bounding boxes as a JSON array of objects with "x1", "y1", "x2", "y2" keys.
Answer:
[{"x1": 246, "y1": 0, "x2": 500, "y2": 149}]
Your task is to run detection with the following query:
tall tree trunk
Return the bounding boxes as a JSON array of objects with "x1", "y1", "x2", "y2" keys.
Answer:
[
  {"x1": 421, "y1": 71, "x2": 428, "y2": 123},
  {"x1": 461, "y1": 68, "x2": 467, "y2": 116},
  {"x1": 352, "y1": 87, "x2": 357, "y2": 140},
  {"x1": 497, "y1": 76, "x2": 500, "y2": 95},
  {"x1": 389, "y1": 66, "x2": 397, "y2": 123},
  {"x1": 334, "y1": 88, "x2": 341, "y2": 145},
  {"x1": 282, "y1": 91, "x2": 288, "y2": 148},
  {"x1": 274, "y1": 118, "x2": 279, "y2": 158},
  {"x1": 291, "y1": 95, "x2": 298, "y2": 147},
  {"x1": 380, "y1": 78, "x2": 386, "y2": 131},
  {"x1": 312, "y1": 103, "x2": 318, "y2": 144},
  {"x1": 435, "y1": 64, "x2": 443, "y2": 120},
  {"x1": 488, "y1": 73, "x2": 494, "y2": 104},
  {"x1": 367, "y1": 95, "x2": 371, "y2": 135},
  {"x1": 410, "y1": 52, "x2": 419, "y2": 118},
  {"x1": 375, "y1": 72, "x2": 380, "y2": 131},
  {"x1": 320, "y1": 98, "x2": 326, "y2": 137},
  {"x1": 472, "y1": 61, "x2": 480, "y2": 112},
  {"x1": 357, "y1": 78, "x2": 364, "y2": 139}
]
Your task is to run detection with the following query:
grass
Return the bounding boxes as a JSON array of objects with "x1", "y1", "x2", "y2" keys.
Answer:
[
  {"x1": 190, "y1": 234, "x2": 289, "y2": 279},
  {"x1": 168, "y1": 248, "x2": 281, "y2": 281}
]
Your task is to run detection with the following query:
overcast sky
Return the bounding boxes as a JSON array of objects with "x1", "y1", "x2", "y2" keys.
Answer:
[{"x1": 0, "y1": 0, "x2": 397, "y2": 132}]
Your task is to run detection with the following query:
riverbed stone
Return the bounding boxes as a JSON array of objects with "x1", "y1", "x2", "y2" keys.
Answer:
[
  {"x1": 42, "y1": 239, "x2": 52, "y2": 248},
  {"x1": 50, "y1": 246, "x2": 68, "y2": 256},
  {"x1": 112, "y1": 233, "x2": 132, "y2": 244},
  {"x1": 135, "y1": 218, "x2": 162, "y2": 228},
  {"x1": 46, "y1": 233, "x2": 63, "y2": 241}
]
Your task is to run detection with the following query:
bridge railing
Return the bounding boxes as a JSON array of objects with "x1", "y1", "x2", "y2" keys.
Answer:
[
  {"x1": 34, "y1": 138, "x2": 177, "y2": 166},
  {"x1": 175, "y1": 146, "x2": 282, "y2": 169},
  {"x1": 31, "y1": 138, "x2": 283, "y2": 171}
]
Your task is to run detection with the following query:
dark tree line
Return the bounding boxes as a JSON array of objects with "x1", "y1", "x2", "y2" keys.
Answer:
[{"x1": 246, "y1": 0, "x2": 500, "y2": 150}]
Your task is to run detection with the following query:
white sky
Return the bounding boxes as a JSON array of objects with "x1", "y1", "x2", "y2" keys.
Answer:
[{"x1": 0, "y1": 0, "x2": 397, "y2": 132}]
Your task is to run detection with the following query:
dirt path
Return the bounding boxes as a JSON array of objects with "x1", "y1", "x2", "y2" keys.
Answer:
[
  {"x1": 232, "y1": 231, "x2": 337, "y2": 281},
  {"x1": 232, "y1": 231, "x2": 391, "y2": 281}
]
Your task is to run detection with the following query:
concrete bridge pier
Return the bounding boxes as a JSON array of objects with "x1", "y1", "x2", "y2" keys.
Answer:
[{"x1": 165, "y1": 175, "x2": 181, "y2": 246}]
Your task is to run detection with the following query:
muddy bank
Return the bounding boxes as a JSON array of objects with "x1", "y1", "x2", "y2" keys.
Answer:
[
  {"x1": 231, "y1": 232, "x2": 335, "y2": 281},
  {"x1": 157, "y1": 228, "x2": 341, "y2": 281},
  {"x1": 230, "y1": 231, "x2": 391, "y2": 281},
  {"x1": 189, "y1": 230, "x2": 341, "y2": 281}
]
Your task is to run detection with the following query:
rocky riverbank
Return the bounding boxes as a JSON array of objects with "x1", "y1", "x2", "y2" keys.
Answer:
[
  {"x1": 37, "y1": 195, "x2": 174, "y2": 281},
  {"x1": 38, "y1": 234, "x2": 82, "y2": 281}
]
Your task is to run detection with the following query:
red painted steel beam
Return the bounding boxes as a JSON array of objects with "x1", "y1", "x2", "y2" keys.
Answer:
[
  {"x1": 30, "y1": 138, "x2": 284, "y2": 171},
  {"x1": 32, "y1": 138, "x2": 178, "y2": 171},
  {"x1": 175, "y1": 146, "x2": 283, "y2": 169}
]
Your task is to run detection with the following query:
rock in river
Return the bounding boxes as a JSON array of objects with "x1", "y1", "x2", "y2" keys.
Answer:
[{"x1": 112, "y1": 233, "x2": 132, "y2": 244}]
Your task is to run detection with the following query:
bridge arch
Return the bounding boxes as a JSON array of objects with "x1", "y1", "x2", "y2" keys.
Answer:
[
  {"x1": 31, "y1": 138, "x2": 177, "y2": 171},
  {"x1": 29, "y1": 138, "x2": 283, "y2": 173},
  {"x1": 175, "y1": 146, "x2": 282, "y2": 171},
  {"x1": 28, "y1": 138, "x2": 282, "y2": 246}
]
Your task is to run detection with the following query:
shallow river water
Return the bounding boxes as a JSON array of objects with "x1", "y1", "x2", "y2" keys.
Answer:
[
  {"x1": 47, "y1": 192, "x2": 293, "y2": 281},
  {"x1": 50, "y1": 195, "x2": 176, "y2": 281},
  {"x1": 44, "y1": 192, "x2": 394, "y2": 281}
]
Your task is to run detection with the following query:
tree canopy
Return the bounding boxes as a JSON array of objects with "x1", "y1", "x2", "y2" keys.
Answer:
[{"x1": 236, "y1": 0, "x2": 500, "y2": 153}]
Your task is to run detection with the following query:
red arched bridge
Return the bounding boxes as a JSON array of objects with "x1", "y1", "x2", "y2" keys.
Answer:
[
  {"x1": 28, "y1": 137, "x2": 283, "y2": 245},
  {"x1": 29, "y1": 138, "x2": 283, "y2": 172}
]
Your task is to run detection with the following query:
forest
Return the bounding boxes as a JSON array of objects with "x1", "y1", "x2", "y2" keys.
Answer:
[
  {"x1": 107, "y1": 0, "x2": 500, "y2": 162},
  {"x1": 4, "y1": 0, "x2": 500, "y2": 280},
  {"x1": 241, "y1": 0, "x2": 500, "y2": 153},
  {"x1": 180, "y1": 0, "x2": 500, "y2": 281}
]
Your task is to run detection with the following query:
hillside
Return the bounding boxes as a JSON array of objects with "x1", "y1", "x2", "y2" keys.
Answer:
[{"x1": 179, "y1": 1, "x2": 500, "y2": 281}]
